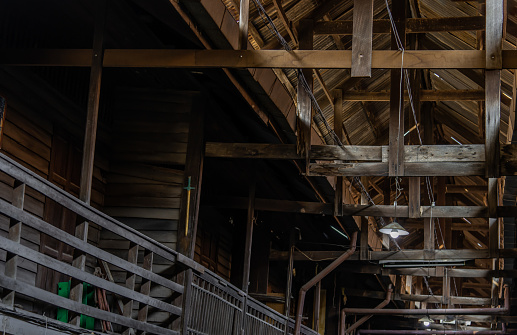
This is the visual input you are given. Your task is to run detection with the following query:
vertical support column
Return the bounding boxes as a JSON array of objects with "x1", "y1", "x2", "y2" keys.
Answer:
[
  {"x1": 360, "y1": 177, "x2": 369, "y2": 260},
  {"x1": 2, "y1": 181, "x2": 25, "y2": 307},
  {"x1": 388, "y1": 0, "x2": 406, "y2": 177},
  {"x1": 486, "y1": 0, "x2": 502, "y2": 268},
  {"x1": 334, "y1": 90, "x2": 344, "y2": 216},
  {"x1": 284, "y1": 228, "x2": 298, "y2": 323},
  {"x1": 436, "y1": 177, "x2": 451, "y2": 249},
  {"x1": 314, "y1": 281, "x2": 321, "y2": 331},
  {"x1": 351, "y1": 0, "x2": 374, "y2": 78},
  {"x1": 296, "y1": 20, "x2": 314, "y2": 171},
  {"x1": 138, "y1": 249, "x2": 154, "y2": 324},
  {"x1": 238, "y1": 0, "x2": 250, "y2": 50},
  {"x1": 241, "y1": 171, "x2": 256, "y2": 333},
  {"x1": 179, "y1": 96, "x2": 205, "y2": 334},
  {"x1": 122, "y1": 242, "x2": 139, "y2": 335},
  {"x1": 442, "y1": 268, "x2": 450, "y2": 307},
  {"x1": 422, "y1": 102, "x2": 434, "y2": 251},
  {"x1": 382, "y1": 178, "x2": 391, "y2": 249},
  {"x1": 70, "y1": 0, "x2": 106, "y2": 325},
  {"x1": 408, "y1": 177, "x2": 420, "y2": 219}
]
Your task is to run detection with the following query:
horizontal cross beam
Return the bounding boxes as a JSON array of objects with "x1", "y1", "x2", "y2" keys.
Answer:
[
  {"x1": 209, "y1": 196, "x2": 517, "y2": 218},
  {"x1": 3, "y1": 49, "x2": 517, "y2": 69},
  {"x1": 269, "y1": 248, "x2": 517, "y2": 261},
  {"x1": 314, "y1": 16, "x2": 485, "y2": 35}
]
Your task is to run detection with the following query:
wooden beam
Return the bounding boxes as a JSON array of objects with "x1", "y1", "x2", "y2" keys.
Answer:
[
  {"x1": 409, "y1": 177, "x2": 420, "y2": 219},
  {"x1": 296, "y1": 20, "x2": 313, "y2": 164},
  {"x1": 351, "y1": 0, "x2": 374, "y2": 77},
  {"x1": 9, "y1": 49, "x2": 517, "y2": 69},
  {"x1": 270, "y1": 248, "x2": 517, "y2": 261},
  {"x1": 361, "y1": 177, "x2": 369, "y2": 260},
  {"x1": 341, "y1": 89, "x2": 486, "y2": 101},
  {"x1": 486, "y1": 0, "x2": 503, "y2": 69},
  {"x1": 446, "y1": 184, "x2": 487, "y2": 193},
  {"x1": 2, "y1": 181, "x2": 25, "y2": 306},
  {"x1": 389, "y1": 0, "x2": 406, "y2": 177},
  {"x1": 71, "y1": 1, "x2": 106, "y2": 325},
  {"x1": 343, "y1": 287, "x2": 492, "y2": 306},
  {"x1": 209, "y1": 195, "x2": 517, "y2": 218},
  {"x1": 238, "y1": 0, "x2": 250, "y2": 50},
  {"x1": 205, "y1": 143, "x2": 487, "y2": 162},
  {"x1": 334, "y1": 90, "x2": 344, "y2": 217},
  {"x1": 486, "y1": 71, "x2": 501, "y2": 178},
  {"x1": 313, "y1": 16, "x2": 486, "y2": 35},
  {"x1": 272, "y1": 0, "x2": 297, "y2": 46}
]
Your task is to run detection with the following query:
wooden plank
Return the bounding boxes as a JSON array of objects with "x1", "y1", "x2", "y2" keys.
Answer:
[
  {"x1": 389, "y1": 0, "x2": 405, "y2": 176},
  {"x1": 340, "y1": 89, "x2": 486, "y2": 101},
  {"x1": 272, "y1": 0, "x2": 297, "y2": 46},
  {"x1": 210, "y1": 196, "x2": 517, "y2": 218},
  {"x1": 70, "y1": 1, "x2": 106, "y2": 325},
  {"x1": 351, "y1": 0, "x2": 373, "y2": 77},
  {"x1": 238, "y1": 0, "x2": 250, "y2": 50},
  {"x1": 122, "y1": 242, "x2": 139, "y2": 335},
  {"x1": 408, "y1": 177, "x2": 420, "y2": 219},
  {"x1": 486, "y1": 0, "x2": 504, "y2": 69},
  {"x1": 0, "y1": 236, "x2": 180, "y2": 315},
  {"x1": 334, "y1": 90, "x2": 344, "y2": 216},
  {"x1": 0, "y1": 274, "x2": 178, "y2": 335},
  {"x1": 313, "y1": 16, "x2": 486, "y2": 35},
  {"x1": 2, "y1": 181, "x2": 25, "y2": 306},
  {"x1": 296, "y1": 20, "x2": 313, "y2": 163},
  {"x1": 308, "y1": 162, "x2": 486, "y2": 176},
  {"x1": 486, "y1": 70, "x2": 501, "y2": 177},
  {"x1": 1, "y1": 49, "x2": 504, "y2": 69},
  {"x1": 0, "y1": 154, "x2": 202, "y2": 272},
  {"x1": 0, "y1": 199, "x2": 184, "y2": 292},
  {"x1": 360, "y1": 177, "x2": 369, "y2": 260}
]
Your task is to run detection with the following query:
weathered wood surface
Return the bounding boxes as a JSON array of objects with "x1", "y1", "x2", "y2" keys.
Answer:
[
  {"x1": 208, "y1": 196, "x2": 517, "y2": 218},
  {"x1": 9, "y1": 49, "x2": 517, "y2": 69},
  {"x1": 270, "y1": 248, "x2": 517, "y2": 261},
  {"x1": 341, "y1": 89, "x2": 485, "y2": 101},
  {"x1": 314, "y1": 16, "x2": 486, "y2": 35},
  {"x1": 351, "y1": 0, "x2": 373, "y2": 77},
  {"x1": 206, "y1": 143, "x2": 486, "y2": 161}
]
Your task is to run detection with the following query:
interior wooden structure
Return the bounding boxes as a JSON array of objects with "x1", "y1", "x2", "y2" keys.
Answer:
[{"x1": 0, "y1": 0, "x2": 517, "y2": 334}]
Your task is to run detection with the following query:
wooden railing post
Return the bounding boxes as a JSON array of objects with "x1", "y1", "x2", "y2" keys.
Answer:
[
  {"x1": 2, "y1": 180, "x2": 25, "y2": 306},
  {"x1": 122, "y1": 242, "x2": 139, "y2": 335},
  {"x1": 138, "y1": 248, "x2": 154, "y2": 324}
]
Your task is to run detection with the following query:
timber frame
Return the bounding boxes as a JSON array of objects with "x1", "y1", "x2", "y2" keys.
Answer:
[{"x1": 1, "y1": 0, "x2": 517, "y2": 334}]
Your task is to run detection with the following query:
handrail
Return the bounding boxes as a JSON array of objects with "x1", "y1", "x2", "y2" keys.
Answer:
[
  {"x1": 0, "y1": 153, "x2": 203, "y2": 272},
  {"x1": 0, "y1": 152, "x2": 318, "y2": 335}
]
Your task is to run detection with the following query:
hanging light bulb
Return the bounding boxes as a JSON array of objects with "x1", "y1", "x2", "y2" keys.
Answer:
[
  {"x1": 419, "y1": 316, "x2": 433, "y2": 327},
  {"x1": 379, "y1": 221, "x2": 409, "y2": 238}
]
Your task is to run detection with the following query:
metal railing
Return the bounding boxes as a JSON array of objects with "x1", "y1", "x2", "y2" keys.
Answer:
[
  {"x1": 0, "y1": 153, "x2": 317, "y2": 335},
  {"x1": 186, "y1": 270, "x2": 318, "y2": 335}
]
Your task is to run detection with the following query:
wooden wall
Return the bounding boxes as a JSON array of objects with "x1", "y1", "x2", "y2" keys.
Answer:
[
  {"x1": 0, "y1": 67, "x2": 108, "y2": 308},
  {"x1": 99, "y1": 89, "x2": 190, "y2": 322}
]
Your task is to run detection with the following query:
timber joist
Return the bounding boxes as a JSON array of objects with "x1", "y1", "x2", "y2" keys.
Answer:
[
  {"x1": 5, "y1": 49, "x2": 517, "y2": 69},
  {"x1": 209, "y1": 195, "x2": 517, "y2": 218},
  {"x1": 206, "y1": 142, "x2": 517, "y2": 177}
]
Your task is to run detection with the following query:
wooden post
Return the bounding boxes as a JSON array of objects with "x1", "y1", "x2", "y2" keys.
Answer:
[
  {"x1": 351, "y1": 0, "x2": 374, "y2": 77},
  {"x1": 241, "y1": 171, "x2": 256, "y2": 333},
  {"x1": 314, "y1": 281, "x2": 321, "y2": 331},
  {"x1": 408, "y1": 177, "x2": 420, "y2": 219},
  {"x1": 284, "y1": 228, "x2": 298, "y2": 331},
  {"x1": 178, "y1": 96, "x2": 205, "y2": 334},
  {"x1": 138, "y1": 249, "x2": 154, "y2": 324},
  {"x1": 296, "y1": 19, "x2": 314, "y2": 170},
  {"x1": 388, "y1": 0, "x2": 406, "y2": 177},
  {"x1": 70, "y1": 0, "x2": 106, "y2": 325},
  {"x1": 122, "y1": 242, "x2": 139, "y2": 335},
  {"x1": 360, "y1": 176, "x2": 369, "y2": 260},
  {"x1": 2, "y1": 181, "x2": 25, "y2": 307},
  {"x1": 333, "y1": 90, "x2": 343, "y2": 216},
  {"x1": 488, "y1": 178, "x2": 499, "y2": 257},
  {"x1": 422, "y1": 102, "x2": 434, "y2": 251},
  {"x1": 238, "y1": 0, "x2": 250, "y2": 50},
  {"x1": 178, "y1": 95, "x2": 205, "y2": 258},
  {"x1": 382, "y1": 178, "x2": 391, "y2": 249}
]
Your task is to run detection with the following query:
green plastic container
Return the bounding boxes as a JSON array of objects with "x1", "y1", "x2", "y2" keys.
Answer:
[{"x1": 57, "y1": 281, "x2": 95, "y2": 330}]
